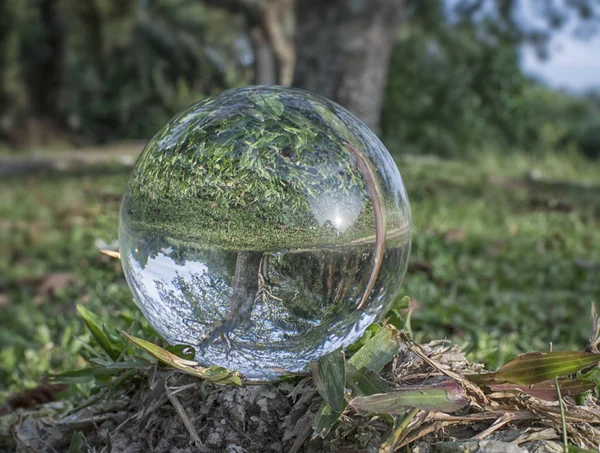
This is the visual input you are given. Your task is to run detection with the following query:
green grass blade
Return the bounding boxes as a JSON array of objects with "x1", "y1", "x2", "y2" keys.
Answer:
[
  {"x1": 122, "y1": 331, "x2": 242, "y2": 385},
  {"x1": 68, "y1": 431, "x2": 84, "y2": 453},
  {"x1": 346, "y1": 363, "x2": 390, "y2": 396},
  {"x1": 310, "y1": 348, "x2": 345, "y2": 412},
  {"x1": 77, "y1": 305, "x2": 121, "y2": 360},
  {"x1": 89, "y1": 357, "x2": 150, "y2": 369},
  {"x1": 349, "y1": 380, "x2": 468, "y2": 414},
  {"x1": 312, "y1": 400, "x2": 343, "y2": 439},
  {"x1": 348, "y1": 326, "x2": 400, "y2": 374},
  {"x1": 49, "y1": 368, "x2": 113, "y2": 384},
  {"x1": 385, "y1": 295, "x2": 411, "y2": 331}
]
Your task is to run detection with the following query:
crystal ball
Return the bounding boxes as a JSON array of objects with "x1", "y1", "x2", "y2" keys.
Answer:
[{"x1": 119, "y1": 86, "x2": 411, "y2": 380}]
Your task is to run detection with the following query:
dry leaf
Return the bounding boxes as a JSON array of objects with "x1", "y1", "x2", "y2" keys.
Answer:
[
  {"x1": 100, "y1": 249, "x2": 121, "y2": 259},
  {"x1": 0, "y1": 293, "x2": 9, "y2": 308},
  {"x1": 34, "y1": 272, "x2": 73, "y2": 303},
  {"x1": 6, "y1": 383, "x2": 69, "y2": 412},
  {"x1": 444, "y1": 228, "x2": 466, "y2": 243}
]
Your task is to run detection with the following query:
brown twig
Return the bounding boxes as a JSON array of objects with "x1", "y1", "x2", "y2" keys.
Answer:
[
  {"x1": 473, "y1": 412, "x2": 515, "y2": 440},
  {"x1": 165, "y1": 383, "x2": 204, "y2": 449}
]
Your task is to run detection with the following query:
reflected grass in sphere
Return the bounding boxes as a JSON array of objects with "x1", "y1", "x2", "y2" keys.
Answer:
[{"x1": 119, "y1": 86, "x2": 411, "y2": 380}]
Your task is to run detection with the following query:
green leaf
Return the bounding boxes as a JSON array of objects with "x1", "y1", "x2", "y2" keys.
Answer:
[
  {"x1": 312, "y1": 400, "x2": 343, "y2": 439},
  {"x1": 122, "y1": 331, "x2": 242, "y2": 386},
  {"x1": 346, "y1": 324, "x2": 382, "y2": 354},
  {"x1": 386, "y1": 295, "x2": 412, "y2": 333},
  {"x1": 489, "y1": 378, "x2": 595, "y2": 401},
  {"x1": 203, "y1": 365, "x2": 245, "y2": 386},
  {"x1": 77, "y1": 305, "x2": 121, "y2": 360},
  {"x1": 468, "y1": 351, "x2": 600, "y2": 386},
  {"x1": 68, "y1": 431, "x2": 84, "y2": 453},
  {"x1": 578, "y1": 367, "x2": 600, "y2": 397},
  {"x1": 310, "y1": 348, "x2": 345, "y2": 412},
  {"x1": 349, "y1": 379, "x2": 469, "y2": 414},
  {"x1": 390, "y1": 295, "x2": 410, "y2": 312},
  {"x1": 346, "y1": 363, "x2": 390, "y2": 396},
  {"x1": 348, "y1": 326, "x2": 400, "y2": 374},
  {"x1": 102, "y1": 323, "x2": 127, "y2": 350}
]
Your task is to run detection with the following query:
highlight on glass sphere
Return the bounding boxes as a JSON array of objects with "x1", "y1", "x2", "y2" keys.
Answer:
[{"x1": 119, "y1": 86, "x2": 411, "y2": 380}]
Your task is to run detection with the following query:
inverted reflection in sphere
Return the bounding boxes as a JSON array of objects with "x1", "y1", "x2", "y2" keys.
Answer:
[{"x1": 119, "y1": 86, "x2": 411, "y2": 380}]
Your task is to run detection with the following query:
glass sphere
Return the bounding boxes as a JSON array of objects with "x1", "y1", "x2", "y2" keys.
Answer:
[{"x1": 119, "y1": 86, "x2": 411, "y2": 380}]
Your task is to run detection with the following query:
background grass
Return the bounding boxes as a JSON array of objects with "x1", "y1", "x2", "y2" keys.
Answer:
[{"x1": 1, "y1": 147, "x2": 599, "y2": 403}]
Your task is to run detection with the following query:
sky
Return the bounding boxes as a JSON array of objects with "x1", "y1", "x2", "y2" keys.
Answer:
[
  {"x1": 521, "y1": 30, "x2": 600, "y2": 92},
  {"x1": 442, "y1": 0, "x2": 600, "y2": 92}
]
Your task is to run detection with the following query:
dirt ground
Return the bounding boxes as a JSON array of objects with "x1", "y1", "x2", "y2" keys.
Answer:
[{"x1": 5, "y1": 340, "x2": 598, "y2": 453}]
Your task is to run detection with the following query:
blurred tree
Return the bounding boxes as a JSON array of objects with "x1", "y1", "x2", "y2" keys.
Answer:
[
  {"x1": 202, "y1": 0, "x2": 295, "y2": 86},
  {"x1": 381, "y1": 0, "x2": 600, "y2": 156},
  {"x1": 1, "y1": 0, "x2": 599, "y2": 154},
  {"x1": 0, "y1": 1, "x2": 28, "y2": 143},
  {"x1": 1, "y1": 0, "x2": 251, "y2": 145},
  {"x1": 383, "y1": 2, "x2": 529, "y2": 155},
  {"x1": 60, "y1": 0, "x2": 250, "y2": 142}
]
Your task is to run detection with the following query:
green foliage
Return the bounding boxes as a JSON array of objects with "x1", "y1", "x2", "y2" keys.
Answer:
[
  {"x1": 347, "y1": 327, "x2": 401, "y2": 374},
  {"x1": 382, "y1": 2, "x2": 600, "y2": 158},
  {"x1": 77, "y1": 305, "x2": 124, "y2": 361},
  {"x1": 577, "y1": 367, "x2": 600, "y2": 397},
  {"x1": 0, "y1": 0, "x2": 250, "y2": 144},
  {"x1": 483, "y1": 378, "x2": 595, "y2": 401},
  {"x1": 60, "y1": 0, "x2": 249, "y2": 141},
  {"x1": 312, "y1": 401, "x2": 341, "y2": 439},
  {"x1": 310, "y1": 349, "x2": 346, "y2": 412},
  {"x1": 122, "y1": 86, "x2": 403, "y2": 251},
  {"x1": 310, "y1": 325, "x2": 403, "y2": 439},
  {"x1": 48, "y1": 301, "x2": 243, "y2": 392},
  {"x1": 1, "y1": 147, "x2": 599, "y2": 404},
  {"x1": 1, "y1": 0, "x2": 598, "y2": 158},
  {"x1": 67, "y1": 431, "x2": 84, "y2": 453},
  {"x1": 397, "y1": 151, "x2": 600, "y2": 368},
  {"x1": 383, "y1": 20, "x2": 526, "y2": 155}
]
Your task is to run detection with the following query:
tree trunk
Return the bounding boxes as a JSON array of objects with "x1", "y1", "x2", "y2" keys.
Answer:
[
  {"x1": 204, "y1": 0, "x2": 294, "y2": 86},
  {"x1": 260, "y1": 0, "x2": 295, "y2": 86},
  {"x1": 231, "y1": 251, "x2": 263, "y2": 309},
  {"x1": 250, "y1": 26, "x2": 278, "y2": 85},
  {"x1": 293, "y1": 0, "x2": 403, "y2": 134}
]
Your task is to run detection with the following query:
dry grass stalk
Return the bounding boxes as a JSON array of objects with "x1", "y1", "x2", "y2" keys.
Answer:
[
  {"x1": 100, "y1": 249, "x2": 121, "y2": 259},
  {"x1": 165, "y1": 382, "x2": 204, "y2": 449}
]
